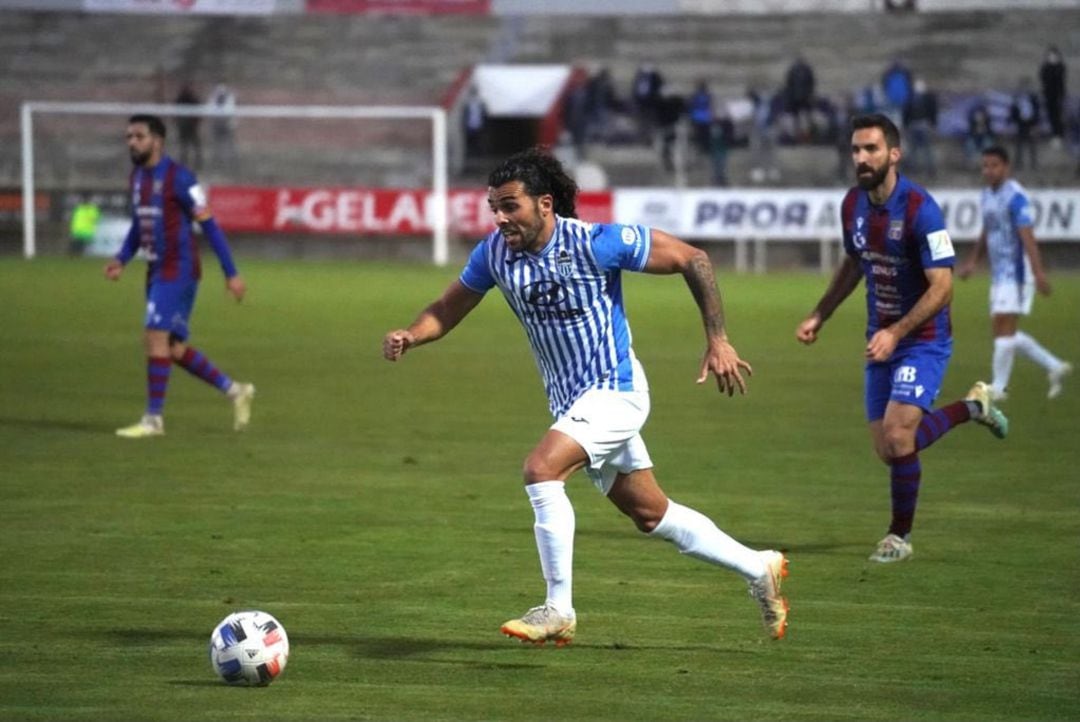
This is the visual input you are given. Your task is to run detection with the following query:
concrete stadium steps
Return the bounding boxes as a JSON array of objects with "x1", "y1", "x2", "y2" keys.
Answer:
[{"x1": 1, "y1": 8, "x2": 1077, "y2": 190}]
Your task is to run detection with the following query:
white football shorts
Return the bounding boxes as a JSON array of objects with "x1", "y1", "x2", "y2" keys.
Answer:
[
  {"x1": 989, "y1": 279, "x2": 1034, "y2": 316},
  {"x1": 550, "y1": 388, "x2": 654, "y2": 496}
]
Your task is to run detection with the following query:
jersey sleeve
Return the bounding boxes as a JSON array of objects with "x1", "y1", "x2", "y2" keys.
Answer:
[
  {"x1": 589, "y1": 223, "x2": 652, "y2": 271},
  {"x1": 1008, "y1": 191, "x2": 1035, "y2": 229},
  {"x1": 459, "y1": 239, "x2": 495, "y2": 294},
  {"x1": 175, "y1": 167, "x2": 211, "y2": 221},
  {"x1": 914, "y1": 194, "x2": 955, "y2": 268}
]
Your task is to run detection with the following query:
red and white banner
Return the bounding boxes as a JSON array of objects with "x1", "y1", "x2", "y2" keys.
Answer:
[
  {"x1": 208, "y1": 186, "x2": 612, "y2": 238},
  {"x1": 305, "y1": 0, "x2": 489, "y2": 14},
  {"x1": 83, "y1": 0, "x2": 275, "y2": 14}
]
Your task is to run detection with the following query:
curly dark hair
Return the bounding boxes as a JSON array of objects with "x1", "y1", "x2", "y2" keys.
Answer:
[{"x1": 487, "y1": 146, "x2": 578, "y2": 218}]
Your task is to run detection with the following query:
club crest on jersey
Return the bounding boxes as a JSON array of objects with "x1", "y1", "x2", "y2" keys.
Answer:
[
  {"x1": 888, "y1": 220, "x2": 904, "y2": 241},
  {"x1": 556, "y1": 249, "x2": 573, "y2": 277}
]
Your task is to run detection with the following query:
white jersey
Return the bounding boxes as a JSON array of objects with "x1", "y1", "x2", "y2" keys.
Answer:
[
  {"x1": 981, "y1": 178, "x2": 1035, "y2": 285},
  {"x1": 460, "y1": 216, "x2": 652, "y2": 418}
]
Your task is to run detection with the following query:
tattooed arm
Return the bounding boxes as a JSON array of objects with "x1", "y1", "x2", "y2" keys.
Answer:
[{"x1": 644, "y1": 229, "x2": 752, "y2": 396}]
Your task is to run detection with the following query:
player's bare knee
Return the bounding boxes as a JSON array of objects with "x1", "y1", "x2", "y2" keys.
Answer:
[
  {"x1": 883, "y1": 430, "x2": 916, "y2": 459},
  {"x1": 522, "y1": 455, "x2": 557, "y2": 485},
  {"x1": 632, "y1": 509, "x2": 663, "y2": 534}
]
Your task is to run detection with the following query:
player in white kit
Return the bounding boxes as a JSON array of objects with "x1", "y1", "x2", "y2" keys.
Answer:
[
  {"x1": 383, "y1": 148, "x2": 788, "y2": 644},
  {"x1": 958, "y1": 145, "x2": 1071, "y2": 400}
]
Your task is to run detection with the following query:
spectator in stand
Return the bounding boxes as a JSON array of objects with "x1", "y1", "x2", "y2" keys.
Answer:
[
  {"x1": 688, "y1": 80, "x2": 714, "y2": 156},
  {"x1": 563, "y1": 82, "x2": 589, "y2": 160},
  {"x1": 463, "y1": 85, "x2": 488, "y2": 170},
  {"x1": 748, "y1": 85, "x2": 781, "y2": 183},
  {"x1": 209, "y1": 82, "x2": 238, "y2": 168},
  {"x1": 584, "y1": 67, "x2": 617, "y2": 143},
  {"x1": 783, "y1": 55, "x2": 816, "y2": 141},
  {"x1": 881, "y1": 58, "x2": 913, "y2": 128},
  {"x1": 1039, "y1": 46, "x2": 1066, "y2": 146},
  {"x1": 710, "y1": 105, "x2": 735, "y2": 187},
  {"x1": 965, "y1": 103, "x2": 996, "y2": 163},
  {"x1": 175, "y1": 82, "x2": 202, "y2": 170},
  {"x1": 1010, "y1": 77, "x2": 1041, "y2": 171},
  {"x1": 903, "y1": 77, "x2": 938, "y2": 179},
  {"x1": 656, "y1": 94, "x2": 684, "y2": 174},
  {"x1": 631, "y1": 63, "x2": 664, "y2": 144}
]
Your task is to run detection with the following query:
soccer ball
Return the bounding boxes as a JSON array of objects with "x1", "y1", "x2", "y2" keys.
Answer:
[{"x1": 208, "y1": 610, "x2": 289, "y2": 686}]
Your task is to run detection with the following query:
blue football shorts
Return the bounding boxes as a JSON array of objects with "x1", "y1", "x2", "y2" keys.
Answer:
[
  {"x1": 144, "y1": 280, "x2": 198, "y2": 341},
  {"x1": 864, "y1": 341, "x2": 952, "y2": 421}
]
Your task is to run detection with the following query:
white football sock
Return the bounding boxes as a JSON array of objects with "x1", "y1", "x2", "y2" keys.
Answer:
[
  {"x1": 649, "y1": 500, "x2": 766, "y2": 581},
  {"x1": 1013, "y1": 331, "x2": 1064, "y2": 372},
  {"x1": 525, "y1": 481, "x2": 575, "y2": 615},
  {"x1": 991, "y1": 335, "x2": 1018, "y2": 395}
]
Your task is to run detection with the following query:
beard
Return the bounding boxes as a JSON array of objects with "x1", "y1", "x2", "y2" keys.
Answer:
[
  {"x1": 129, "y1": 148, "x2": 151, "y2": 166},
  {"x1": 855, "y1": 163, "x2": 890, "y2": 191}
]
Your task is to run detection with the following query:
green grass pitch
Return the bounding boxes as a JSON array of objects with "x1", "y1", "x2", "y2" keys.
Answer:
[{"x1": 0, "y1": 257, "x2": 1077, "y2": 721}]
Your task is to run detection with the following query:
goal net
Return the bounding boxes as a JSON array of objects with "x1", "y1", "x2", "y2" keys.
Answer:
[{"x1": 19, "y1": 101, "x2": 450, "y2": 264}]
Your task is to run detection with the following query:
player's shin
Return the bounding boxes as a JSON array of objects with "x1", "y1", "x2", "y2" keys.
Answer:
[
  {"x1": 525, "y1": 481, "x2": 575, "y2": 615},
  {"x1": 649, "y1": 500, "x2": 766, "y2": 580}
]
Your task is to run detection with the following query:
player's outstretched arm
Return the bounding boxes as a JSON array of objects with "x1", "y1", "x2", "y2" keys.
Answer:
[
  {"x1": 643, "y1": 229, "x2": 751, "y2": 396},
  {"x1": 383, "y1": 280, "x2": 484, "y2": 362},
  {"x1": 796, "y1": 255, "x2": 862, "y2": 345}
]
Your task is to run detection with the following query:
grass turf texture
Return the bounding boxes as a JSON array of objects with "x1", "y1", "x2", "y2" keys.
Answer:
[{"x1": 0, "y1": 257, "x2": 1077, "y2": 721}]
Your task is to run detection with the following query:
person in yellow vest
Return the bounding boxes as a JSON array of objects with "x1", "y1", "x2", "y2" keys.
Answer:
[{"x1": 69, "y1": 200, "x2": 100, "y2": 256}]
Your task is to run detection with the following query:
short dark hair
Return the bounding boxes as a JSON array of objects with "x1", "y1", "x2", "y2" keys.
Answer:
[
  {"x1": 982, "y1": 145, "x2": 1009, "y2": 163},
  {"x1": 128, "y1": 114, "x2": 166, "y2": 139},
  {"x1": 851, "y1": 113, "x2": 901, "y2": 148},
  {"x1": 487, "y1": 147, "x2": 578, "y2": 218}
]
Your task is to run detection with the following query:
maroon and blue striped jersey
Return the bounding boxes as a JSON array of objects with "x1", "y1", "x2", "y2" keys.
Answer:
[
  {"x1": 118, "y1": 155, "x2": 236, "y2": 283},
  {"x1": 841, "y1": 174, "x2": 955, "y2": 348}
]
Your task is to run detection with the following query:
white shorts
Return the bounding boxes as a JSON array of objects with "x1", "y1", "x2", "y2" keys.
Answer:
[
  {"x1": 550, "y1": 388, "x2": 653, "y2": 496},
  {"x1": 990, "y1": 280, "x2": 1034, "y2": 316}
]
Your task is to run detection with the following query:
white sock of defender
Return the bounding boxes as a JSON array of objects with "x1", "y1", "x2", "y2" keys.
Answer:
[
  {"x1": 992, "y1": 335, "x2": 1018, "y2": 395},
  {"x1": 525, "y1": 481, "x2": 575, "y2": 615},
  {"x1": 649, "y1": 500, "x2": 766, "y2": 581},
  {"x1": 1013, "y1": 331, "x2": 1064, "y2": 372}
]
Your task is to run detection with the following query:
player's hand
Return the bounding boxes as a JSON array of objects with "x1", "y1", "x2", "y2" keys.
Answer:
[
  {"x1": 697, "y1": 337, "x2": 752, "y2": 396},
  {"x1": 865, "y1": 327, "x2": 899, "y2": 362},
  {"x1": 795, "y1": 313, "x2": 822, "y2": 345},
  {"x1": 226, "y1": 275, "x2": 246, "y2": 302},
  {"x1": 956, "y1": 261, "x2": 975, "y2": 280},
  {"x1": 383, "y1": 330, "x2": 416, "y2": 362},
  {"x1": 104, "y1": 259, "x2": 123, "y2": 281},
  {"x1": 1036, "y1": 274, "x2": 1052, "y2": 296}
]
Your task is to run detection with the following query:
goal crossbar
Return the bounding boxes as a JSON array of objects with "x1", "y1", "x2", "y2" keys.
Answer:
[{"x1": 20, "y1": 101, "x2": 449, "y2": 263}]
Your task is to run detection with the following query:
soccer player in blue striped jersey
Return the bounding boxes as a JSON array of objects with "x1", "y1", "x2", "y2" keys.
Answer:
[
  {"x1": 797, "y1": 114, "x2": 1009, "y2": 564},
  {"x1": 957, "y1": 145, "x2": 1071, "y2": 400},
  {"x1": 384, "y1": 148, "x2": 789, "y2": 644},
  {"x1": 105, "y1": 114, "x2": 254, "y2": 438}
]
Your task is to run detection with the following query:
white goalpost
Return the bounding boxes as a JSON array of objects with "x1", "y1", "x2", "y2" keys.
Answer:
[{"x1": 20, "y1": 101, "x2": 450, "y2": 264}]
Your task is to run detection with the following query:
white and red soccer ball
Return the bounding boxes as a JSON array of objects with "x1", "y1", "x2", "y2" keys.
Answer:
[{"x1": 208, "y1": 610, "x2": 289, "y2": 686}]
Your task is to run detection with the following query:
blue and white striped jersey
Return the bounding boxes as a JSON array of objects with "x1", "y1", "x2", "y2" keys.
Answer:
[
  {"x1": 981, "y1": 179, "x2": 1035, "y2": 284},
  {"x1": 460, "y1": 216, "x2": 652, "y2": 418}
]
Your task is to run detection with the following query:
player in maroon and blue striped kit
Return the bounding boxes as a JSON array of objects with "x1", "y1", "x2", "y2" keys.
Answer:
[
  {"x1": 105, "y1": 114, "x2": 254, "y2": 438},
  {"x1": 796, "y1": 114, "x2": 1008, "y2": 563}
]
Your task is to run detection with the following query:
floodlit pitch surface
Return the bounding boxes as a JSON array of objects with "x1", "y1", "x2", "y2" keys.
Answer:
[{"x1": 1, "y1": 257, "x2": 1077, "y2": 721}]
